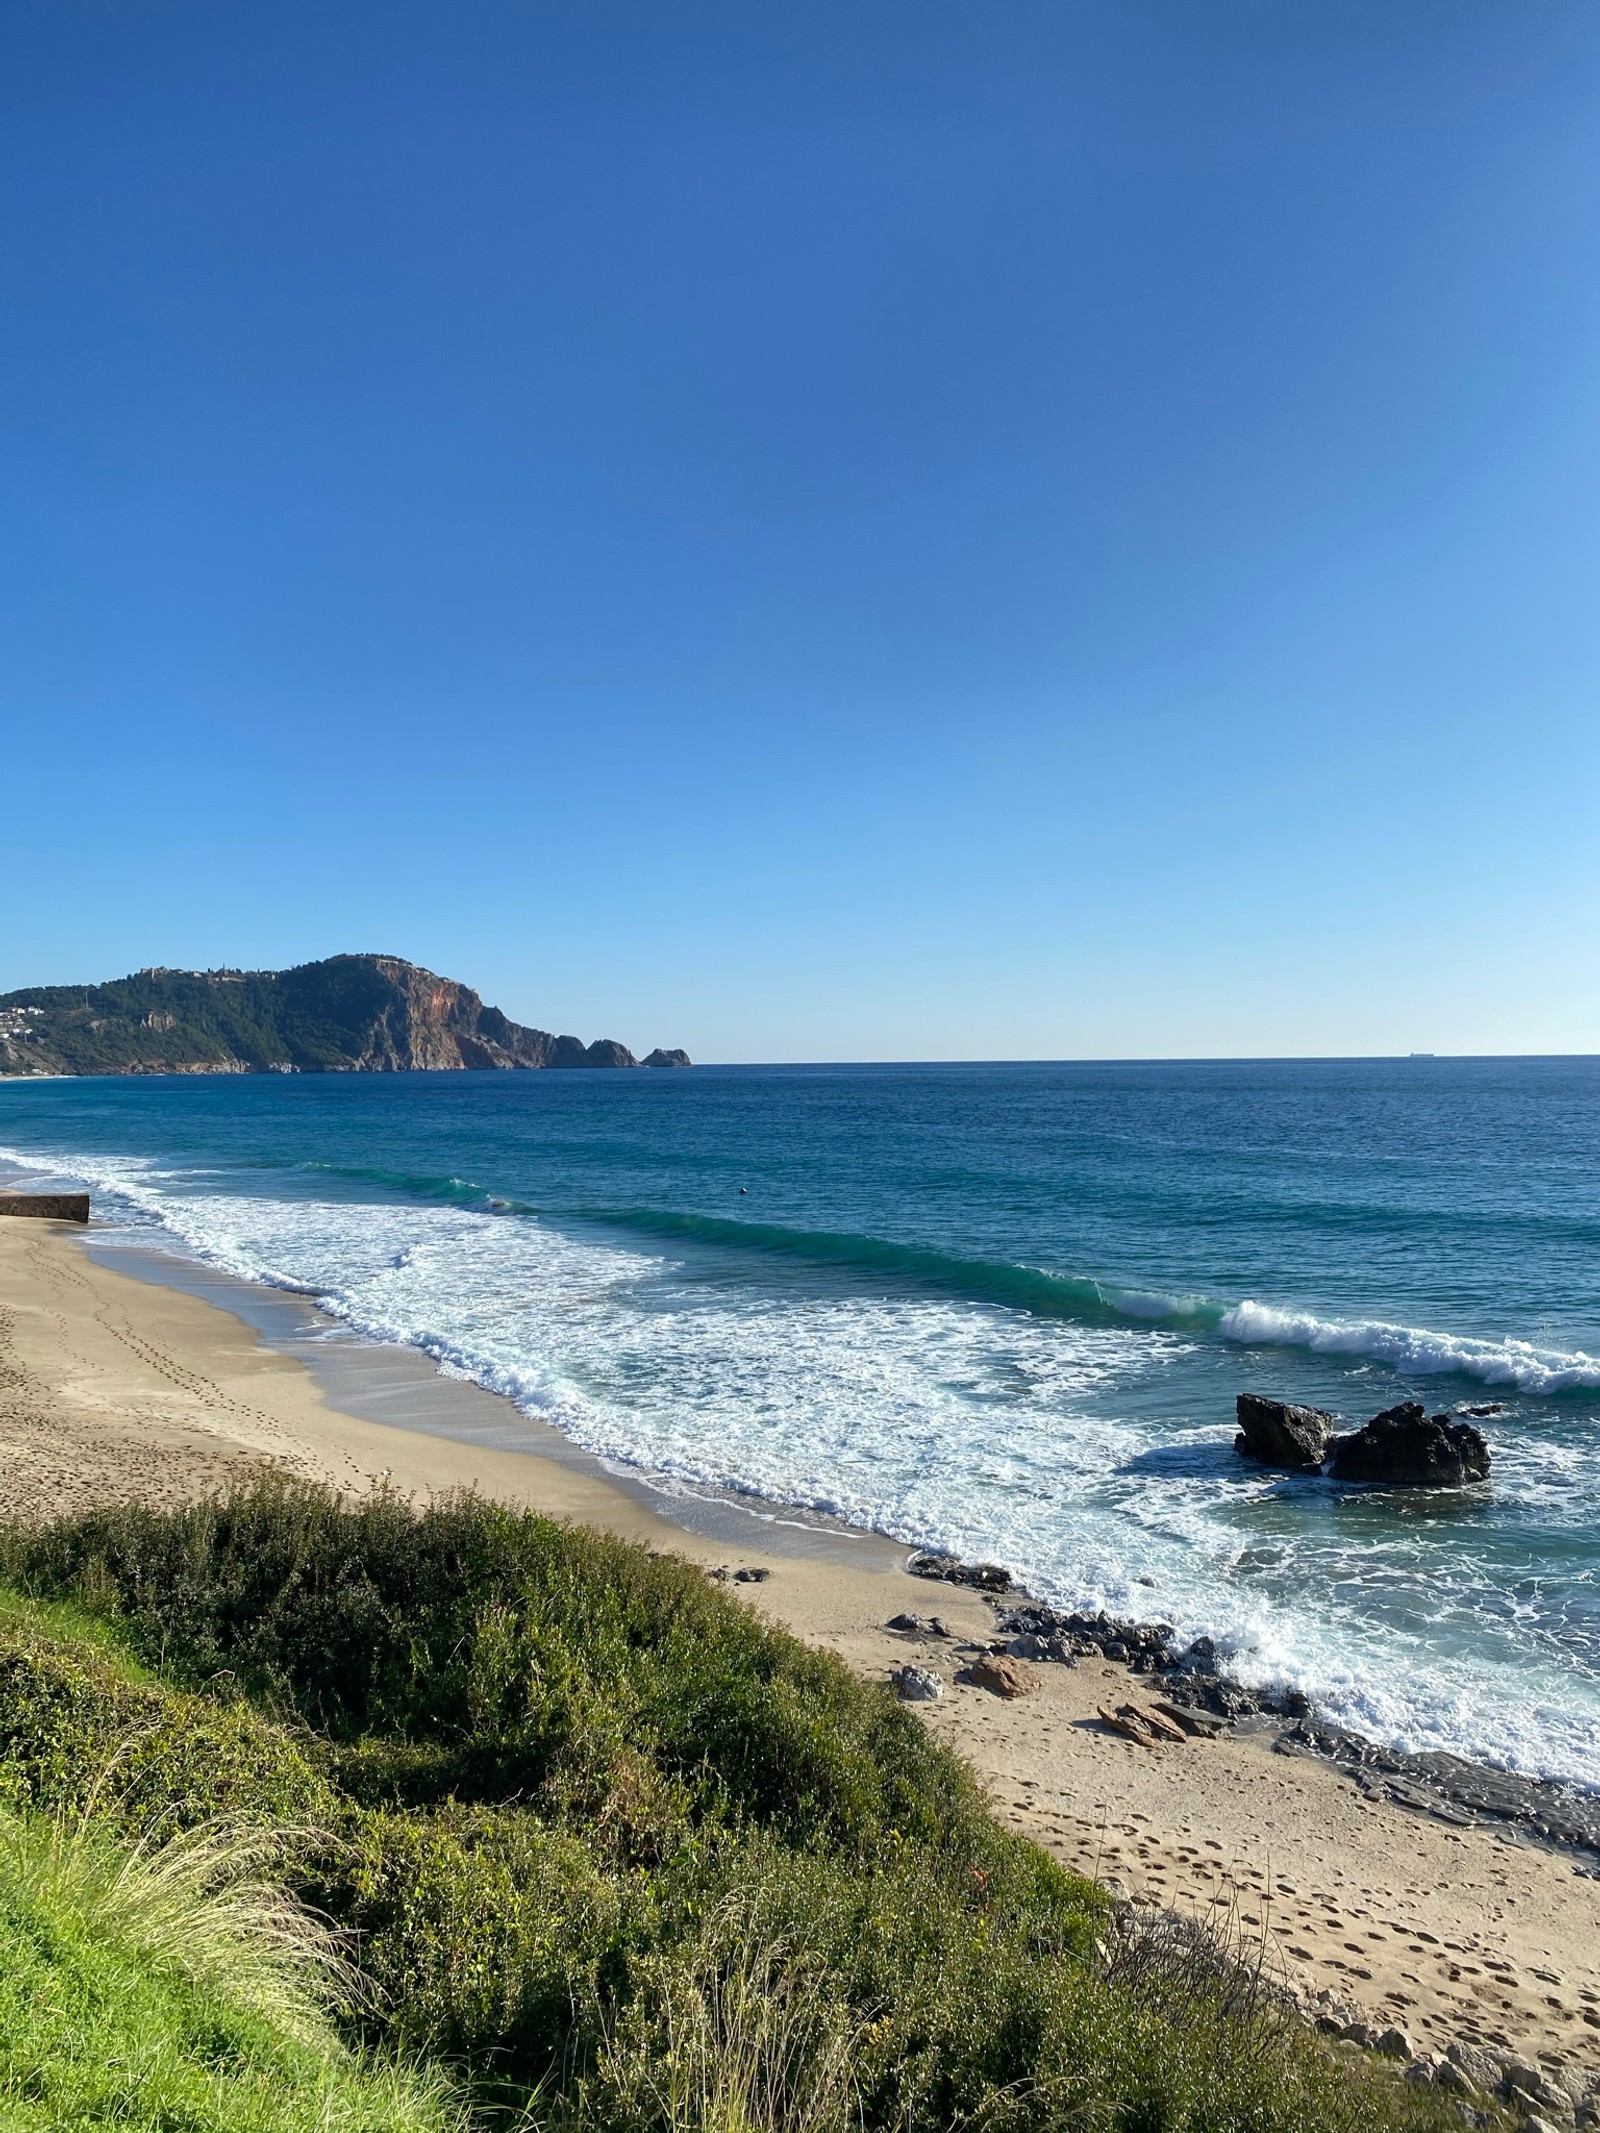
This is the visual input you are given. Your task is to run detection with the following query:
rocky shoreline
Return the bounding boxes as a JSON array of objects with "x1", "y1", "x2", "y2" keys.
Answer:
[
  {"x1": 903, "y1": 1390, "x2": 1599, "y2": 1866},
  {"x1": 903, "y1": 1546, "x2": 1600, "y2": 2123},
  {"x1": 905, "y1": 1553, "x2": 1600, "y2": 1864}
]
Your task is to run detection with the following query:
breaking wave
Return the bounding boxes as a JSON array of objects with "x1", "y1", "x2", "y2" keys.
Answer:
[
  {"x1": 1218, "y1": 1299, "x2": 1600, "y2": 1396},
  {"x1": 7, "y1": 1140, "x2": 1600, "y2": 1395},
  {"x1": 4, "y1": 1121, "x2": 1599, "y2": 1784}
]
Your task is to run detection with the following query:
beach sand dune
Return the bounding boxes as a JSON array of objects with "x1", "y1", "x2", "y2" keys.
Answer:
[{"x1": 3, "y1": 1216, "x2": 1597, "y2": 2101}]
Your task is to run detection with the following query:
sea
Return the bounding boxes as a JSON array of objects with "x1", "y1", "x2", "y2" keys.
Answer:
[{"x1": 2, "y1": 1057, "x2": 1597, "y2": 1788}]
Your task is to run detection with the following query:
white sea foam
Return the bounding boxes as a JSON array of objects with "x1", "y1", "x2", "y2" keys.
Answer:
[
  {"x1": 6, "y1": 1140, "x2": 1600, "y2": 1789},
  {"x1": 1219, "y1": 1298, "x2": 1600, "y2": 1394}
]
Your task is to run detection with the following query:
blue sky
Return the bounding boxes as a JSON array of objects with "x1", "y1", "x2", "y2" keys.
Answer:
[{"x1": 4, "y1": 1, "x2": 1598, "y2": 1060}]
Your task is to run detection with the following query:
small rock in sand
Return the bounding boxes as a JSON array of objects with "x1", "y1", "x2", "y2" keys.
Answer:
[
  {"x1": 891, "y1": 1665, "x2": 944, "y2": 1703},
  {"x1": 1156, "y1": 1700, "x2": 1226, "y2": 1738},
  {"x1": 963, "y1": 1653, "x2": 1040, "y2": 1699}
]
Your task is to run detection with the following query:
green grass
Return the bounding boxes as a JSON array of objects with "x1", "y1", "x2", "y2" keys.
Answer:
[
  {"x1": 0, "y1": 1807, "x2": 458, "y2": 2132},
  {"x1": 0, "y1": 1480, "x2": 1474, "y2": 2133},
  {"x1": 0, "y1": 1582, "x2": 152, "y2": 1676}
]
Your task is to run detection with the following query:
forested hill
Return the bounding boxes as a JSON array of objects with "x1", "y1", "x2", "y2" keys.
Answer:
[{"x1": 0, "y1": 954, "x2": 691, "y2": 1077}]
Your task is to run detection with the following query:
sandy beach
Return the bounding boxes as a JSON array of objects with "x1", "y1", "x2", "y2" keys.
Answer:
[{"x1": 3, "y1": 1213, "x2": 1598, "y2": 2107}]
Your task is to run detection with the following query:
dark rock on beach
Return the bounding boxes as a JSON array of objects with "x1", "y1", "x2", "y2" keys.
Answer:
[
  {"x1": 907, "y1": 1551, "x2": 1014, "y2": 1592},
  {"x1": 0, "y1": 1192, "x2": 90, "y2": 1223},
  {"x1": 1234, "y1": 1394, "x2": 1335, "y2": 1472},
  {"x1": 886, "y1": 1611, "x2": 951, "y2": 1637},
  {"x1": 1275, "y1": 1718, "x2": 1600, "y2": 1857},
  {"x1": 1155, "y1": 1700, "x2": 1227, "y2": 1738},
  {"x1": 997, "y1": 1602, "x2": 1177, "y2": 1671},
  {"x1": 1325, "y1": 1401, "x2": 1491, "y2": 1487}
]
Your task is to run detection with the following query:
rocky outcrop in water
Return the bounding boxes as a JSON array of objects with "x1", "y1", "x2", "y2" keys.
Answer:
[
  {"x1": 642, "y1": 1048, "x2": 692, "y2": 1067},
  {"x1": 1234, "y1": 1394, "x2": 1334, "y2": 1472},
  {"x1": 1231, "y1": 1394, "x2": 1492, "y2": 1487},
  {"x1": 1324, "y1": 1401, "x2": 1491, "y2": 1487}
]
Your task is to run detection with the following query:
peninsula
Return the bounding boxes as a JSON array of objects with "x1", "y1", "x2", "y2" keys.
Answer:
[{"x1": 0, "y1": 953, "x2": 690, "y2": 1077}]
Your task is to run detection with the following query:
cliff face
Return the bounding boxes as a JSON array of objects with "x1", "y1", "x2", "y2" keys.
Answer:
[
  {"x1": 279, "y1": 957, "x2": 645, "y2": 1071},
  {"x1": 0, "y1": 955, "x2": 689, "y2": 1078}
]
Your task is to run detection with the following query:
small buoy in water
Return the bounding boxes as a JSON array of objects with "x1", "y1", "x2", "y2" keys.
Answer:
[{"x1": 738, "y1": 1186, "x2": 748, "y2": 1194}]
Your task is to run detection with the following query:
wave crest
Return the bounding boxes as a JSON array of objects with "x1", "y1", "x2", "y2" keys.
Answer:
[
  {"x1": 596, "y1": 1208, "x2": 1219, "y2": 1328},
  {"x1": 1219, "y1": 1299, "x2": 1600, "y2": 1395}
]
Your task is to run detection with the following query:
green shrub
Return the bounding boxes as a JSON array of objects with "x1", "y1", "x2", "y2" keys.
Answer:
[
  {"x1": 328, "y1": 1804, "x2": 633, "y2": 2071},
  {"x1": 529, "y1": 1836, "x2": 1462, "y2": 2133},
  {"x1": 0, "y1": 1481, "x2": 1028, "y2": 1867},
  {"x1": 0, "y1": 1483, "x2": 1469, "y2": 2133},
  {"x1": 0, "y1": 1610, "x2": 336, "y2": 1836}
]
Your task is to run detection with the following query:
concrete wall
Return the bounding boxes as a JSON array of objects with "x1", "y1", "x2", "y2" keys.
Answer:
[{"x1": 0, "y1": 1193, "x2": 90, "y2": 1223}]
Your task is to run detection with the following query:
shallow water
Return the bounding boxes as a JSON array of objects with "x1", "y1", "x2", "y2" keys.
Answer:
[{"x1": 2, "y1": 1057, "x2": 1596, "y2": 1783}]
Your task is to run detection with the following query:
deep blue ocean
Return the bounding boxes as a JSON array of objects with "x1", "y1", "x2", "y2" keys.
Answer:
[{"x1": 3, "y1": 1057, "x2": 1597, "y2": 1783}]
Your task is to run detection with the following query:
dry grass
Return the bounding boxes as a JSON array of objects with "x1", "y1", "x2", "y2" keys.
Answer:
[{"x1": 559, "y1": 1891, "x2": 865, "y2": 2133}]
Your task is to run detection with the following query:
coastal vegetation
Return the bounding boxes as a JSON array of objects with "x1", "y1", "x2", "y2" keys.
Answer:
[{"x1": 0, "y1": 1482, "x2": 1470, "y2": 2131}]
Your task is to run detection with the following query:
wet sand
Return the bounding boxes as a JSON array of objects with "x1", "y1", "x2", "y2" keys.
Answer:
[{"x1": 3, "y1": 1214, "x2": 1598, "y2": 2109}]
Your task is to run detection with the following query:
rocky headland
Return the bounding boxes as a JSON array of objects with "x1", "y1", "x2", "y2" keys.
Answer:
[{"x1": 0, "y1": 953, "x2": 691, "y2": 1078}]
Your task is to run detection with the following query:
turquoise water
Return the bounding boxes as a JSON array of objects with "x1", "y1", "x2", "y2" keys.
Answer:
[{"x1": 2, "y1": 1057, "x2": 1597, "y2": 1782}]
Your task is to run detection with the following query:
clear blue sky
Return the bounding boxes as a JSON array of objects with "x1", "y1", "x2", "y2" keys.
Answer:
[{"x1": 4, "y1": 1, "x2": 1598, "y2": 1060}]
